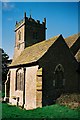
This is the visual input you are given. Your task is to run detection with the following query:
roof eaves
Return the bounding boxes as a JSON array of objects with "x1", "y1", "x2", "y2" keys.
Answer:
[{"x1": 9, "y1": 61, "x2": 38, "y2": 68}]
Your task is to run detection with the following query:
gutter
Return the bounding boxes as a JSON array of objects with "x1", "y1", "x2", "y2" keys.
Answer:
[{"x1": 8, "y1": 61, "x2": 38, "y2": 69}]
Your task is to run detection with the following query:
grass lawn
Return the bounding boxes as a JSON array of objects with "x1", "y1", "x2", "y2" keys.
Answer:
[{"x1": 1, "y1": 102, "x2": 80, "y2": 119}]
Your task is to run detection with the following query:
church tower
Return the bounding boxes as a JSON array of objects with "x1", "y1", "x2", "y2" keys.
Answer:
[{"x1": 13, "y1": 12, "x2": 46, "y2": 60}]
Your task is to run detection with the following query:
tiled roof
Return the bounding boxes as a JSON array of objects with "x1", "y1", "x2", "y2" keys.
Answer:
[
  {"x1": 65, "y1": 33, "x2": 80, "y2": 62},
  {"x1": 65, "y1": 33, "x2": 80, "y2": 48},
  {"x1": 10, "y1": 35, "x2": 60, "y2": 67}
]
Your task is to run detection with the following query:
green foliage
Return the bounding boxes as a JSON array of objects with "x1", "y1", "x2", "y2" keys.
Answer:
[
  {"x1": 2, "y1": 49, "x2": 9, "y2": 63},
  {"x1": 2, "y1": 103, "x2": 79, "y2": 119},
  {"x1": 1, "y1": 48, "x2": 9, "y2": 84}
]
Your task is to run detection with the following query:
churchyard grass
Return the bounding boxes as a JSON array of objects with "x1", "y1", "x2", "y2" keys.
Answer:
[{"x1": 1, "y1": 102, "x2": 80, "y2": 119}]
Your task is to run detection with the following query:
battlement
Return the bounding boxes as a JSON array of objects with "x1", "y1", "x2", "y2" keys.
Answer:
[
  {"x1": 15, "y1": 19, "x2": 25, "y2": 29},
  {"x1": 15, "y1": 12, "x2": 46, "y2": 31}
]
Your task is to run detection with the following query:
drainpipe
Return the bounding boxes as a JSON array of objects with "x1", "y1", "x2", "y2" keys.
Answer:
[{"x1": 22, "y1": 67, "x2": 26, "y2": 108}]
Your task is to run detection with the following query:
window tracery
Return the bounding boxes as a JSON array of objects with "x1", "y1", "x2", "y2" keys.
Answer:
[{"x1": 15, "y1": 68, "x2": 24, "y2": 91}]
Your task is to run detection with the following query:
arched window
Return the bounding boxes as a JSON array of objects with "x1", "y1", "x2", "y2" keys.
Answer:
[
  {"x1": 18, "y1": 30, "x2": 21, "y2": 40},
  {"x1": 53, "y1": 64, "x2": 65, "y2": 88},
  {"x1": 15, "y1": 68, "x2": 24, "y2": 91}
]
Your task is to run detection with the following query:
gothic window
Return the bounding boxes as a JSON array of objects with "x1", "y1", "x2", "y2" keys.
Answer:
[
  {"x1": 18, "y1": 30, "x2": 21, "y2": 40},
  {"x1": 53, "y1": 64, "x2": 65, "y2": 89},
  {"x1": 15, "y1": 68, "x2": 24, "y2": 91}
]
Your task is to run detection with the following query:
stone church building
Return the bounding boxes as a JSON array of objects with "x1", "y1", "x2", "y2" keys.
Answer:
[{"x1": 4, "y1": 12, "x2": 80, "y2": 110}]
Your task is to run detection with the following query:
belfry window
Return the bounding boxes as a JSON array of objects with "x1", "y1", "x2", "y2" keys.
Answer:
[
  {"x1": 18, "y1": 30, "x2": 21, "y2": 40},
  {"x1": 53, "y1": 64, "x2": 65, "y2": 88}
]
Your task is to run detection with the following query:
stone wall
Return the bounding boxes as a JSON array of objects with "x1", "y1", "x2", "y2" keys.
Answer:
[
  {"x1": 13, "y1": 24, "x2": 25, "y2": 60},
  {"x1": 24, "y1": 65, "x2": 38, "y2": 110},
  {"x1": 9, "y1": 68, "x2": 24, "y2": 106},
  {"x1": 36, "y1": 68, "x2": 42, "y2": 108},
  {"x1": 25, "y1": 22, "x2": 45, "y2": 47},
  {"x1": 9, "y1": 68, "x2": 17, "y2": 103},
  {"x1": 38, "y1": 36, "x2": 79, "y2": 106}
]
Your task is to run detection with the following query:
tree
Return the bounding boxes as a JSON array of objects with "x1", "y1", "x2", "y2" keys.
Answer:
[{"x1": 1, "y1": 48, "x2": 9, "y2": 84}]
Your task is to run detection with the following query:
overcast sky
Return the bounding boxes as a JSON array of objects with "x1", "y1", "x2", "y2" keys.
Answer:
[{"x1": 1, "y1": 1, "x2": 79, "y2": 59}]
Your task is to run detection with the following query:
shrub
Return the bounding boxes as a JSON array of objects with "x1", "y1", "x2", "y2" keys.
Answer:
[{"x1": 56, "y1": 93, "x2": 80, "y2": 109}]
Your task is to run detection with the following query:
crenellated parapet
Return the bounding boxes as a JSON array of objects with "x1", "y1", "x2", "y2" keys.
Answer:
[
  {"x1": 15, "y1": 19, "x2": 25, "y2": 31},
  {"x1": 15, "y1": 12, "x2": 46, "y2": 31}
]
